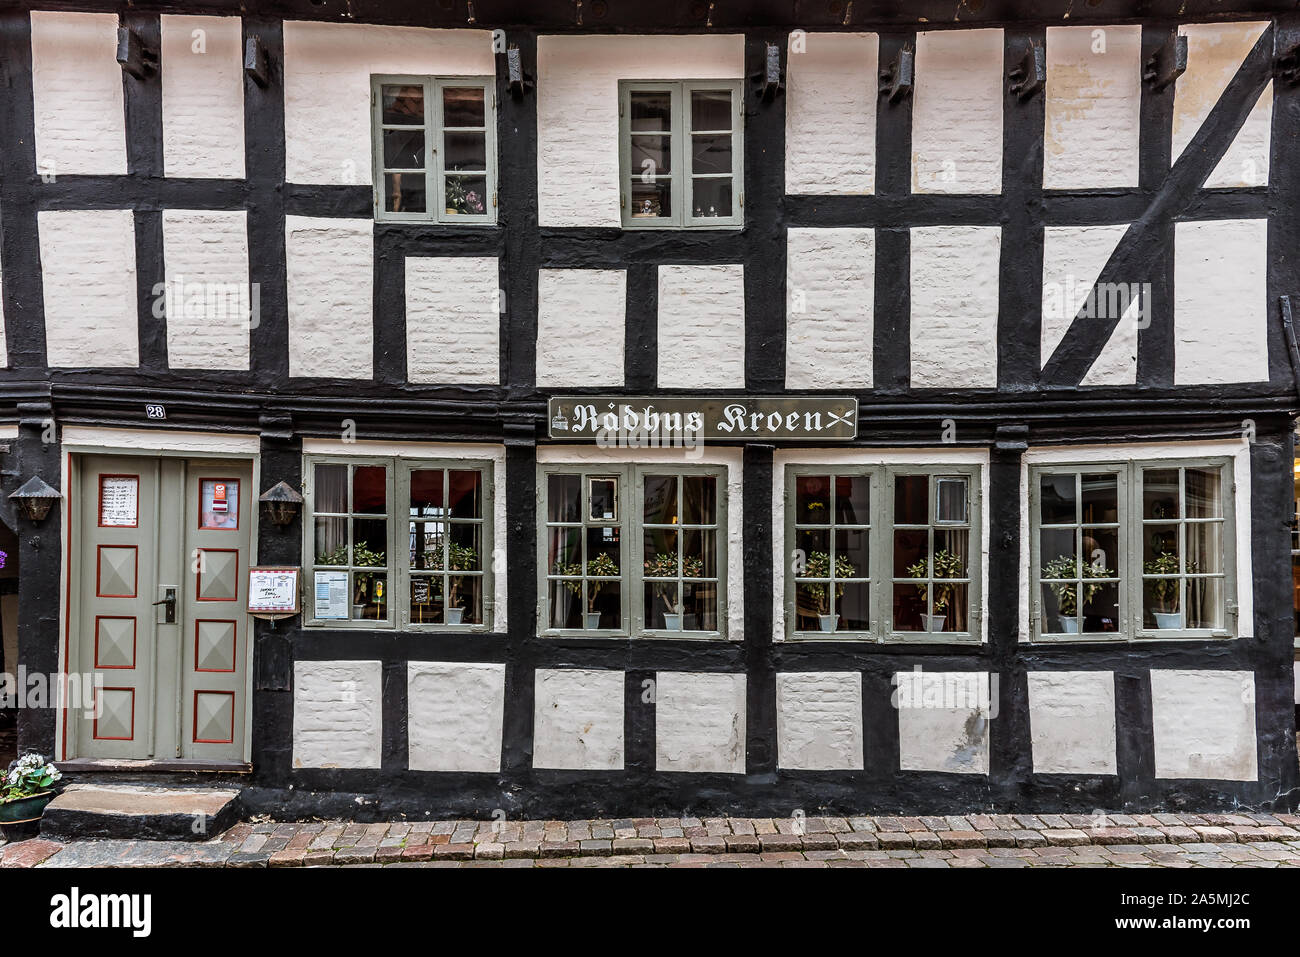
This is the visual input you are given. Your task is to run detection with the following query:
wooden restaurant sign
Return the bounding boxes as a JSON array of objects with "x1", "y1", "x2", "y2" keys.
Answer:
[{"x1": 547, "y1": 396, "x2": 859, "y2": 442}]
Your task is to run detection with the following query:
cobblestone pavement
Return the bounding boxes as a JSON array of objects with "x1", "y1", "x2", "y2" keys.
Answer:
[{"x1": 6, "y1": 812, "x2": 1300, "y2": 867}]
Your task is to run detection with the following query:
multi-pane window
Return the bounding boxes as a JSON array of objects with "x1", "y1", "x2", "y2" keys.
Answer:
[
  {"x1": 540, "y1": 465, "x2": 727, "y2": 637},
  {"x1": 1030, "y1": 459, "x2": 1236, "y2": 641},
  {"x1": 784, "y1": 466, "x2": 982, "y2": 642},
  {"x1": 619, "y1": 80, "x2": 743, "y2": 228},
  {"x1": 372, "y1": 76, "x2": 496, "y2": 224},
  {"x1": 305, "y1": 457, "x2": 494, "y2": 629}
]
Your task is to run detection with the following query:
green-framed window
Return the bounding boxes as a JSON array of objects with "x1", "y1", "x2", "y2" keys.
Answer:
[
  {"x1": 371, "y1": 75, "x2": 497, "y2": 224},
  {"x1": 1030, "y1": 458, "x2": 1237, "y2": 641},
  {"x1": 539, "y1": 464, "x2": 728, "y2": 638},
  {"x1": 304, "y1": 456, "x2": 494, "y2": 630},
  {"x1": 784, "y1": 465, "x2": 982, "y2": 643},
  {"x1": 618, "y1": 79, "x2": 744, "y2": 229}
]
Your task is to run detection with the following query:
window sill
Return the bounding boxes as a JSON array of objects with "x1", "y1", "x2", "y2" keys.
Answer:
[
  {"x1": 538, "y1": 630, "x2": 734, "y2": 642},
  {"x1": 783, "y1": 633, "x2": 983, "y2": 645},
  {"x1": 1025, "y1": 633, "x2": 1237, "y2": 644}
]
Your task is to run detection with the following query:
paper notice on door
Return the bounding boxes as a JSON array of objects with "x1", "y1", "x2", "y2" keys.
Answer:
[
  {"x1": 99, "y1": 475, "x2": 139, "y2": 527},
  {"x1": 313, "y1": 570, "x2": 349, "y2": 620}
]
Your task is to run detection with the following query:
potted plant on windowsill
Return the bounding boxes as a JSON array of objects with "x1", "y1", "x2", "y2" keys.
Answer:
[
  {"x1": 1145, "y1": 552, "x2": 1189, "y2": 629},
  {"x1": 907, "y1": 550, "x2": 965, "y2": 632},
  {"x1": 644, "y1": 554, "x2": 704, "y2": 630},
  {"x1": 0, "y1": 753, "x2": 62, "y2": 842},
  {"x1": 444, "y1": 542, "x2": 478, "y2": 626},
  {"x1": 553, "y1": 554, "x2": 620, "y2": 629},
  {"x1": 800, "y1": 550, "x2": 857, "y2": 633},
  {"x1": 1042, "y1": 554, "x2": 1116, "y2": 634}
]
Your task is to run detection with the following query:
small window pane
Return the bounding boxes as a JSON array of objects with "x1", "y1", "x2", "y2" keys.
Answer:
[
  {"x1": 314, "y1": 464, "x2": 348, "y2": 513},
  {"x1": 589, "y1": 477, "x2": 619, "y2": 522},
  {"x1": 442, "y1": 86, "x2": 486, "y2": 127},
  {"x1": 383, "y1": 129, "x2": 425, "y2": 169},
  {"x1": 352, "y1": 519, "x2": 387, "y2": 567},
  {"x1": 630, "y1": 180, "x2": 671, "y2": 218},
  {"x1": 643, "y1": 528, "x2": 678, "y2": 571},
  {"x1": 587, "y1": 580, "x2": 620, "y2": 629},
  {"x1": 691, "y1": 134, "x2": 731, "y2": 174},
  {"x1": 935, "y1": 477, "x2": 968, "y2": 525},
  {"x1": 549, "y1": 526, "x2": 581, "y2": 569},
  {"x1": 444, "y1": 175, "x2": 488, "y2": 215},
  {"x1": 837, "y1": 580, "x2": 871, "y2": 631},
  {"x1": 892, "y1": 583, "x2": 925, "y2": 632},
  {"x1": 893, "y1": 528, "x2": 928, "y2": 577},
  {"x1": 447, "y1": 576, "x2": 482, "y2": 625},
  {"x1": 795, "y1": 528, "x2": 830, "y2": 566},
  {"x1": 835, "y1": 528, "x2": 869, "y2": 578},
  {"x1": 409, "y1": 576, "x2": 443, "y2": 625},
  {"x1": 682, "y1": 580, "x2": 717, "y2": 631},
  {"x1": 411, "y1": 522, "x2": 443, "y2": 570},
  {"x1": 314, "y1": 517, "x2": 347, "y2": 565},
  {"x1": 1081, "y1": 474, "x2": 1119, "y2": 523},
  {"x1": 894, "y1": 475, "x2": 929, "y2": 525},
  {"x1": 643, "y1": 475, "x2": 677, "y2": 524},
  {"x1": 932, "y1": 531, "x2": 968, "y2": 577},
  {"x1": 796, "y1": 475, "x2": 832, "y2": 525},
  {"x1": 631, "y1": 134, "x2": 672, "y2": 175},
  {"x1": 1186, "y1": 467, "x2": 1223, "y2": 518},
  {"x1": 1083, "y1": 527, "x2": 1119, "y2": 575},
  {"x1": 410, "y1": 469, "x2": 444, "y2": 515},
  {"x1": 382, "y1": 85, "x2": 424, "y2": 124},
  {"x1": 1143, "y1": 469, "x2": 1181, "y2": 520},
  {"x1": 682, "y1": 528, "x2": 716, "y2": 579},
  {"x1": 444, "y1": 131, "x2": 486, "y2": 171},
  {"x1": 1187, "y1": 522, "x2": 1223, "y2": 575},
  {"x1": 690, "y1": 90, "x2": 732, "y2": 130},
  {"x1": 449, "y1": 523, "x2": 481, "y2": 570},
  {"x1": 1143, "y1": 578, "x2": 1183, "y2": 630},
  {"x1": 548, "y1": 474, "x2": 581, "y2": 523},
  {"x1": 1187, "y1": 577, "x2": 1224, "y2": 630},
  {"x1": 1143, "y1": 525, "x2": 1179, "y2": 566},
  {"x1": 448, "y1": 470, "x2": 482, "y2": 519},
  {"x1": 385, "y1": 172, "x2": 426, "y2": 213},
  {"x1": 681, "y1": 476, "x2": 716, "y2": 525},
  {"x1": 690, "y1": 178, "x2": 732, "y2": 218},
  {"x1": 1039, "y1": 473, "x2": 1077, "y2": 525},
  {"x1": 353, "y1": 466, "x2": 387, "y2": 513},
  {"x1": 647, "y1": 582, "x2": 680, "y2": 629},
  {"x1": 353, "y1": 572, "x2": 387, "y2": 620},
  {"x1": 1082, "y1": 580, "x2": 1120, "y2": 634},
  {"x1": 1040, "y1": 528, "x2": 1077, "y2": 576},
  {"x1": 834, "y1": 476, "x2": 870, "y2": 525},
  {"x1": 630, "y1": 91, "x2": 672, "y2": 131},
  {"x1": 548, "y1": 579, "x2": 583, "y2": 629},
  {"x1": 586, "y1": 526, "x2": 620, "y2": 571}
]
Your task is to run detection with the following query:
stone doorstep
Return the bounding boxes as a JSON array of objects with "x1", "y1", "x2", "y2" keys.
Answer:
[{"x1": 39, "y1": 784, "x2": 243, "y2": 843}]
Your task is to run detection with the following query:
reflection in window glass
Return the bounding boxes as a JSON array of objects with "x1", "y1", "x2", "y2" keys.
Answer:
[{"x1": 793, "y1": 474, "x2": 870, "y2": 635}]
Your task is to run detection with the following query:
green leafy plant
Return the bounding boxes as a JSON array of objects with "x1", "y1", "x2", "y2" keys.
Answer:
[
  {"x1": 446, "y1": 543, "x2": 479, "y2": 610},
  {"x1": 644, "y1": 553, "x2": 705, "y2": 616},
  {"x1": 906, "y1": 549, "x2": 965, "y2": 614},
  {"x1": 316, "y1": 541, "x2": 385, "y2": 568},
  {"x1": 552, "y1": 554, "x2": 620, "y2": 611},
  {"x1": 798, "y1": 550, "x2": 858, "y2": 616},
  {"x1": 1042, "y1": 554, "x2": 1116, "y2": 617},
  {"x1": 3, "y1": 752, "x2": 61, "y2": 802},
  {"x1": 1144, "y1": 552, "x2": 1193, "y2": 614}
]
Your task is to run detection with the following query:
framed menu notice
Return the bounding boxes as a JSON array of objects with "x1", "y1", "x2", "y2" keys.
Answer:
[
  {"x1": 247, "y1": 566, "x2": 300, "y2": 616},
  {"x1": 99, "y1": 475, "x2": 139, "y2": 528}
]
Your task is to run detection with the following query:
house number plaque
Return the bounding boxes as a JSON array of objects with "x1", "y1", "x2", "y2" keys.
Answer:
[{"x1": 548, "y1": 396, "x2": 859, "y2": 442}]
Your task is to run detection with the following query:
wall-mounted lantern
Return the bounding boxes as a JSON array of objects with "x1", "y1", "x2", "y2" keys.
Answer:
[
  {"x1": 259, "y1": 481, "x2": 304, "y2": 528},
  {"x1": 9, "y1": 476, "x2": 61, "y2": 524}
]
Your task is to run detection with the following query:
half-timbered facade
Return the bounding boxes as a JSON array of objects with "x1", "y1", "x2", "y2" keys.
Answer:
[{"x1": 0, "y1": 0, "x2": 1297, "y2": 817}]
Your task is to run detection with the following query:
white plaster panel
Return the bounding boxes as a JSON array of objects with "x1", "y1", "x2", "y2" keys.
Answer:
[
  {"x1": 161, "y1": 15, "x2": 245, "y2": 178},
  {"x1": 912, "y1": 29, "x2": 1004, "y2": 195},
  {"x1": 283, "y1": 22, "x2": 494, "y2": 185},
  {"x1": 533, "y1": 668, "x2": 625, "y2": 770},
  {"x1": 776, "y1": 672, "x2": 864, "y2": 771},
  {"x1": 1174, "y1": 218, "x2": 1268, "y2": 385},
  {"x1": 285, "y1": 216, "x2": 373, "y2": 378},
  {"x1": 1044, "y1": 25, "x2": 1142, "y2": 189},
  {"x1": 785, "y1": 228, "x2": 874, "y2": 389},
  {"x1": 771, "y1": 447, "x2": 992, "y2": 644},
  {"x1": 538, "y1": 445, "x2": 745, "y2": 641},
  {"x1": 785, "y1": 33, "x2": 877, "y2": 195},
  {"x1": 1027, "y1": 671, "x2": 1117, "y2": 775},
  {"x1": 407, "y1": 662, "x2": 504, "y2": 772},
  {"x1": 1174, "y1": 23, "x2": 1271, "y2": 188},
  {"x1": 39, "y1": 210, "x2": 138, "y2": 368},
  {"x1": 405, "y1": 256, "x2": 499, "y2": 384},
  {"x1": 292, "y1": 660, "x2": 382, "y2": 769},
  {"x1": 161, "y1": 210, "x2": 250, "y2": 371},
  {"x1": 1040, "y1": 224, "x2": 1138, "y2": 386},
  {"x1": 535, "y1": 269, "x2": 625, "y2": 387},
  {"x1": 302, "y1": 438, "x2": 508, "y2": 627},
  {"x1": 909, "y1": 225, "x2": 1001, "y2": 388},
  {"x1": 1151, "y1": 670, "x2": 1258, "y2": 781},
  {"x1": 655, "y1": 672, "x2": 746, "y2": 773},
  {"x1": 1018, "y1": 439, "x2": 1254, "y2": 642},
  {"x1": 61, "y1": 426, "x2": 260, "y2": 455},
  {"x1": 31, "y1": 12, "x2": 126, "y2": 177},
  {"x1": 895, "y1": 670, "x2": 991, "y2": 774},
  {"x1": 536, "y1": 35, "x2": 744, "y2": 227},
  {"x1": 657, "y1": 264, "x2": 746, "y2": 389}
]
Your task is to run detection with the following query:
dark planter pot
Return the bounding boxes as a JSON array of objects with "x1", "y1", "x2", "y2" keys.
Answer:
[{"x1": 0, "y1": 791, "x2": 55, "y2": 842}]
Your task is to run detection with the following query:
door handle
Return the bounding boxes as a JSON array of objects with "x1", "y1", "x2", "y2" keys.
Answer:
[{"x1": 153, "y1": 586, "x2": 177, "y2": 624}]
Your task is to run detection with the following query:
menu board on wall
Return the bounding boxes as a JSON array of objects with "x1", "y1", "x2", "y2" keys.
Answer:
[
  {"x1": 99, "y1": 476, "x2": 139, "y2": 527},
  {"x1": 248, "y1": 567, "x2": 300, "y2": 615}
]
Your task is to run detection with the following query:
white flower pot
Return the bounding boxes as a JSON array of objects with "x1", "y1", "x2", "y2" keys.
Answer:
[
  {"x1": 351, "y1": 604, "x2": 367, "y2": 620},
  {"x1": 445, "y1": 607, "x2": 465, "y2": 625},
  {"x1": 1154, "y1": 612, "x2": 1183, "y2": 630},
  {"x1": 663, "y1": 613, "x2": 683, "y2": 631},
  {"x1": 818, "y1": 614, "x2": 838, "y2": 633},
  {"x1": 921, "y1": 614, "x2": 946, "y2": 633},
  {"x1": 585, "y1": 611, "x2": 602, "y2": 630},
  {"x1": 1060, "y1": 617, "x2": 1080, "y2": 634}
]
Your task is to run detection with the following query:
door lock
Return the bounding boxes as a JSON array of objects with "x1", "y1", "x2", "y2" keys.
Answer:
[{"x1": 153, "y1": 586, "x2": 177, "y2": 624}]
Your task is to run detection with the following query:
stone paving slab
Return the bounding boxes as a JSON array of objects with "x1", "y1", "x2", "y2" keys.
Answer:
[{"x1": 3, "y1": 812, "x2": 1300, "y2": 868}]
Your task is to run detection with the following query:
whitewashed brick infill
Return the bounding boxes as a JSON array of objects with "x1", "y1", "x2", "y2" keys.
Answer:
[
  {"x1": 895, "y1": 671, "x2": 991, "y2": 774},
  {"x1": 776, "y1": 672, "x2": 864, "y2": 771},
  {"x1": 655, "y1": 672, "x2": 747, "y2": 774},
  {"x1": 785, "y1": 228, "x2": 874, "y2": 389},
  {"x1": 292, "y1": 660, "x2": 382, "y2": 769},
  {"x1": 533, "y1": 669, "x2": 625, "y2": 771},
  {"x1": 535, "y1": 268, "x2": 626, "y2": 387},
  {"x1": 161, "y1": 15, "x2": 246, "y2": 178},
  {"x1": 285, "y1": 216, "x2": 374, "y2": 378},
  {"x1": 785, "y1": 33, "x2": 877, "y2": 195},
  {"x1": 161, "y1": 210, "x2": 251, "y2": 371},
  {"x1": 1151, "y1": 670, "x2": 1259, "y2": 781},
  {"x1": 909, "y1": 225, "x2": 1001, "y2": 388},
  {"x1": 406, "y1": 256, "x2": 500, "y2": 384},
  {"x1": 407, "y1": 662, "x2": 505, "y2": 773},
  {"x1": 657, "y1": 264, "x2": 746, "y2": 389},
  {"x1": 912, "y1": 28, "x2": 1004, "y2": 195},
  {"x1": 1027, "y1": 671, "x2": 1118, "y2": 775}
]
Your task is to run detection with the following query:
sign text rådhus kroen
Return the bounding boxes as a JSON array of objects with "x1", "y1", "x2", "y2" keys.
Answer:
[{"x1": 548, "y1": 396, "x2": 859, "y2": 441}]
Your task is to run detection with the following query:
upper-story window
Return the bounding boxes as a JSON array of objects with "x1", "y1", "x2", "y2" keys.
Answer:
[
  {"x1": 1030, "y1": 459, "x2": 1237, "y2": 641},
  {"x1": 372, "y1": 76, "x2": 497, "y2": 224},
  {"x1": 618, "y1": 80, "x2": 744, "y2": 229},
  {"x1": 304, "y1": 456, "x2": 495, "y2": 630},
  {"x1": 539, "y1": 464, "x2": 728, "y2": 637}
]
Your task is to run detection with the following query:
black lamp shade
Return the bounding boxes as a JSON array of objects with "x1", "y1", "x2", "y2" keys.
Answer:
[
  {"x1": 259, "y1": 481, "x2": 304, "y2": 528},
  {"x1": 9, "y1": 476, "x2": 61, "y2": 524}
]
